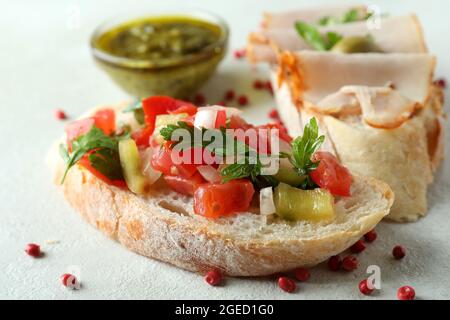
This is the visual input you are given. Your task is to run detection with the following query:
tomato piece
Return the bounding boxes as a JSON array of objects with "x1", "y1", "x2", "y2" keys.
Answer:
[
  {"x1": 151, "y1": 144, "x2": 197, "y2": 178},
  {"x1": 78, "y1": 153, "x2": 126, "y2": 188},
  {"x1": 258, "y1": 123, "x2": 292, "y2": 142},
  {"x1": 142, "y1": 96, "x2": 196, "y2": 134},
  {"x1": 194, "y1": 180, "x2": 255, "y2": 218},
  {"x1": 164, "y1": 173, "x2": 205, "y2": 196},
  {"x1": 132, "y1": 127, "x2": 152, "y2": 148},
  {"x1": 65, "y1": 118, "x2": 95, "y2": 150},
  {"x1": 169, "y1": 104, "x2": 198, "y2": 116},
  {"x1": 309, "y1": 151, "x2": 352, "y2": 197},
  {"x1": 92, "y1": 109, "x2": 116, "y2": 135},
  {"x1": 64, "y1": 109, "x2": 116, "y2": 149},
  {"x1": 228, "y1": 115, "x2": 253, "y2": 130},
  {"x1": 215, "y1": 110, "x2": 227, "y2": 128}
]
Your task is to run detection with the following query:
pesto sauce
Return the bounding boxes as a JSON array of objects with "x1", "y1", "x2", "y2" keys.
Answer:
[{"x1": 96, "y1": 17, "x2": 221, "y2": 63}]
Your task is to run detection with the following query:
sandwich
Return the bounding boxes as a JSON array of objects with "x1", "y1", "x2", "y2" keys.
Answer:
[
  {"x1": 48, "y1": 96, "x2": 393, "y2": 276},
  {"x1": 248, "y1": 5, "x2": 446, "y2": 222}
]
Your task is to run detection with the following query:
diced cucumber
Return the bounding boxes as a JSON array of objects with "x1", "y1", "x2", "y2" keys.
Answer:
[
  {"x1": 118, "y1": 138, "x2": 149, "y2": 194},
  {"x1": 274, "y1": 166, "x2": 307, "y2": 186},
  {"x1": 273, "y1": 183, "x2": 335, "y2": 222},
  {"x1": 153, "y1": 113, "x2": 188, "y2": 144}
]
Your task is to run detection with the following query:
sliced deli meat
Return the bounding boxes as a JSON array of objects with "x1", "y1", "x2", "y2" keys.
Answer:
[
  {"x1": 248, "y1": 15, "x2": 427, "y2": 63},
  {"x1": 263, "y1": 4, "x2": 368, "y2": 28},
  {"x1": 278, "y1": 51, "x2": 435, "y2": 128},
  {"x1": 315, "y1": 86, "x2": 418, "y2": 129}
]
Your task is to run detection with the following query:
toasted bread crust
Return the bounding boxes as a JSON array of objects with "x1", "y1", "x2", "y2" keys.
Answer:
[{"x1": 50, "y1": 143, "x2": 393, "y2": 276}]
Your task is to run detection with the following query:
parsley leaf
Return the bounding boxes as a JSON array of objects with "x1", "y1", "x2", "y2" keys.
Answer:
[
  {"x1": 285, "y1": 118, "x2": 325, "y2": 176},
  {"x1": 87, "y1": 148, "x2": 123, "y2": 181},
  {"x1": 318, "y1": 16, "x2": 338, "y2": 26},
  {"x1": 295, "y1": 21, "x2": 327, "y2": 51},
  {"x1": 159, "y1": 121, "x2": 271, "y2": 186},
  {"x1": 60, "y1": 126, "x2": 121, "y2": 184},
  {"x1": 317, "y1": 8, "x2": 366, "y2": 26},
  {"x1": 294, "y1": 22, "x2": 343, "y2": 51},
  {"x1": 342, "y1": 8, "x2": 359, "y2": 23},
  {"x1": 123, "y1": 100, "x2": 144, "y2": 125},
  {"x1": 326, "y1": 32, "x2": 343, "y2": 49}
]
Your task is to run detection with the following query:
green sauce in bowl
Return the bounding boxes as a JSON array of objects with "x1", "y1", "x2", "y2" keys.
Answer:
[{"x1": 91, "y1": 12, "x2": 228, "y2": 98}]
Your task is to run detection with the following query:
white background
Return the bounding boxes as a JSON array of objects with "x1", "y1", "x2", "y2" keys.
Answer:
[{"x1": 0, "y1": 0, "x2": 449, "y2": 299}]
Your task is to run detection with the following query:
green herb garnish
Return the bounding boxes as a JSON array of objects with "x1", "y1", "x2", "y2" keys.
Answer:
[
  {"x1": 341, "y1": 9, "x2": 359, "y2": 23},
  {"x1": 294, "y1": 22, "x2": 343, "y2": 51},
  {"x1": 159, "y1": 121, "x2": 271, "y2": 186},
  {"x1": 282, "y1": 118, "x2": 324, "y2": 176},
  {"x1": 123, "y1": 100, "x2": 145, "y2": 125},
  {"x1": 317, "y1": 8, "x2": 366, "y2": 26},
  {"x1": 59, "y1": 126, "x2": 123, "y2": 184}
]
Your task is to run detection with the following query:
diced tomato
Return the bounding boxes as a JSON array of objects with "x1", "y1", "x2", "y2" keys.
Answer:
[
  {"x1": 151, "y1": 144, "x2": 198, "y2": 178},
  {"x1": 92, "y1": 109, "x2": 115, "y2": 135},
  {"x1": 65, "y1": 109, "x2": 116, "y2": 149},
  {"x1": 215, "y1": 110, "x2": 227, "y2": 128},
  {"x1": 65, "y1": 118, "x2": 95, "y2": 150},
  {"x1": 142, "y1": 96, "x2": 196, "y2": 134},
  {"x1": 78, "y1": 152, "x2": 126, "y2": 188},
  {"x1": 228, "y1": 115, "x2": 253, "y2": 130},
  {"x1": 193, "y1": 180, "x2": 255, "y2": 218},
  {"x1": 169, "y1": 104, "x2": 198, "y2": 116},
  {"x1": 132, "y1": 127, "x2": 152, "y2": 148},
  {"x1": 309, "y1": 151, "x2": 352, "y2": 197},
  {"x1": 164, "y1": 172, "x2": 205, "y2": 196},
  {"x1": 258, "y1": 123, "x2": 292, "y2": 142}
]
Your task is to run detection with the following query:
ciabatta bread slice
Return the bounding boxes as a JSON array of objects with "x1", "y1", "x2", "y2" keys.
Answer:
[{"x1": 47, "y1": 104, "x2": 393, "y2": 276}]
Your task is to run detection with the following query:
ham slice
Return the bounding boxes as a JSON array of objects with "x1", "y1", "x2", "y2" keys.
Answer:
[
  {"x1": 248, "y1": 15, "x2": 427, "y2": 63},
  {"x1": 315, "y1": 86, "x2": 418, "y2": 129},
  {"x1": 277, "y1": 51, "x2": 435, "y2": 129},
  {"x1": 263, "y1": 4, "x2": 367, "y2": 28}
]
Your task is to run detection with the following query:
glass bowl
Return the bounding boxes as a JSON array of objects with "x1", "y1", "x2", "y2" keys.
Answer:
[{"x1": 90, "y1": 10, "x2": 229, "y2": 99}]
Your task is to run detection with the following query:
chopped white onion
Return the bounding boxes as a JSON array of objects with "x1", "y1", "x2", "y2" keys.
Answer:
[
  {"x1": 259, "y1": 187, "x2": 276, "y2": 215},
  {"x1": 194, "y1": 109, "x2": 217, "y2": 129},
  {"x1": 270, "y1": 130, "x2": 292, "y2": 153},
  {"x1": 140, "y1": 148, "x2": 162, "y2": 185},
  {"x1": 197, "y1": 165, "x2": 221, "y2": 183}
]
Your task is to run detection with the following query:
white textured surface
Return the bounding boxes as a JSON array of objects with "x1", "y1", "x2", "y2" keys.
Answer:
[{"x1": 0, "y1": 0, "x2": 449, "y2": 299}]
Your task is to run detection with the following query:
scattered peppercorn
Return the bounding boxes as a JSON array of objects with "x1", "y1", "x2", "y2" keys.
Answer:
[
  {"x1": 328, "y1": 255, "x2": 342, "y2": 271},
  {"x1": 25, "y1": 243, "x2": 41, "y2": 258},
  {"x1": 253, "y1": 80, "x2": 264, "y2": 89},
  {"x1": 268, "y1": 109, "x2": 279, "y2": 119},
  {"x1": 278, "y1": 276, "x2": 296, "y2": 293},
  {"x1": 233, "y1": 48, "x2": 246, "y2": 59},
  {"x1": 350, "y1": 240, "x2": 366, "y2": 254},
  {"x1": 434, "y1": 78, "x2": 447, "y2": 89},
  {"x1": 359, "y1": 279, "x2": 374, "y2": 296},
  {"x1": 60, "y1": 273, "x2": 79, "y2": 289},
  {"x1": 342, "y1": 256, "x2": 358, "y2": 271},
  {"x1": 224, "y1": 90, "x2": 235, "y2": 101},
  {"x1": 205, "y1": 270, "x2": 223, "y2": 286},
  {"x1": 194, "y1": 93, "x2": 206, "y2": 105},
  {"x1": 364, "y1": 229, "x2": 377, "y2": 243},
  {"x1": 392, "y1": 245, "x2": 406, "y2": 259},
  {"x1": 294, "y1": 268, "x2": 310, "y2": 282},
  {"x1": 55, "y1": 109, "x2": 67, "y2": 120},
  {"x1": 237, "y1": 95, "x2": 249, "y2": 106},
  {"x1": 397, "y1": 286, "x2": 415, "y2": 300}
]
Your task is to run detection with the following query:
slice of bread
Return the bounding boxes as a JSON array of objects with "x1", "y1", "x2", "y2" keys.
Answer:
[{"x1": 47, "y1": 105, "x2": 393, "y2": 276}]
